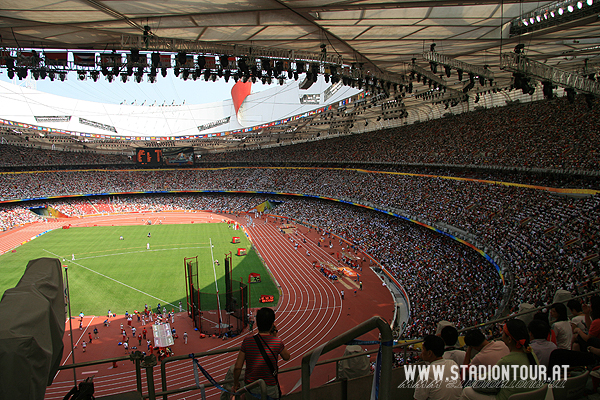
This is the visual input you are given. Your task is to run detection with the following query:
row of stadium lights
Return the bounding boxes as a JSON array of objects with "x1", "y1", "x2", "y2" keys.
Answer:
[
  {"x1": 3, "y1": 49, "x2": 398, "y2": 95},
  {"x1": 523, "y1": 0, "x2": 593, "y2": 26},
  {"x1": 5, "y1": 66, "x2": 67, "y2": 81},
  {"x1": 512, "y1": 0, "x2": 596, "y2": 32}
]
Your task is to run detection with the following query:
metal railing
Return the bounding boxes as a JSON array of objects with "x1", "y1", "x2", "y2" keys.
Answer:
[
  {"x1": 301, "y1": 316, "x2": 392, "y2": 400},
  {"x1": 501, "y1": 52, "x2": 600, "y2": 96},
  {"x1": 159, "y1": 347, "x2": 240, "y2": 399}
]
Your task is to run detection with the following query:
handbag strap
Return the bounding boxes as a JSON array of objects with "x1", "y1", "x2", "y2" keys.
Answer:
[
  {"x1": 253, "y1": 334, "x2": 278, "y2": 376},
  {"x1": 253, "y1": 335, "x2": 282, "y2": 399}
]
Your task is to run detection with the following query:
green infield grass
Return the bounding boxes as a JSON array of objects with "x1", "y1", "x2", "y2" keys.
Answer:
[{"x1": 0, "y1": 223, "x2": 278, "y2": 316}]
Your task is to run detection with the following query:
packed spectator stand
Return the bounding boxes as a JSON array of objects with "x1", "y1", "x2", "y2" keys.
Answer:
[
  {"x1": 1, "y1": 173, "x2": 598, "y2": 340},
  {"x1": 1, "y1": 96, "x2": 599, "y2": 174},
  {"x1": 199, "y1": 96, "x2": 600, "y2": 172},
  {"x1": 1, "y1": 97, "x2": 599, "y2": 342},
  {"x1": 0, "y1": 139, "x2": 130, "y2": 168}
]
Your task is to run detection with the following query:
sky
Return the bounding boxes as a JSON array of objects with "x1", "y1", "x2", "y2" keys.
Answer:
[{"x1": 0, "y1": 70, "x2": 273, "y2": 106}]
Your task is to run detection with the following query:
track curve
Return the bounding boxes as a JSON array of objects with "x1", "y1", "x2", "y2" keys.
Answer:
[{"x1": 0, "y1": 211, "x2": 394, "y2": 399}]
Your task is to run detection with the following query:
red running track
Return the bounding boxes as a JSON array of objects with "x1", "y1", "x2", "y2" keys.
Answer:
[{"x1": 0, "y1": 212, "x2": 395, "y2": 399}]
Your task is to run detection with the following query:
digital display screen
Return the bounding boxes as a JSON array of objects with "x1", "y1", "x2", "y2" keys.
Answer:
[
  {"x1": 163, "y1": 147, "x2": 195, "y2": 166},
  {"x1": 135, "y1": 147, "x2": 195, "y2": 167},
  {"x1": 259, "y1": 295, "x2": 274, "y2": 303},
  {"x1": 136, "y1": 148, "x2": 163, "y2": 166}
]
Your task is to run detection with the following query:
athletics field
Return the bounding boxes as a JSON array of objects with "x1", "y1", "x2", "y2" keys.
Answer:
[{"x1": 0, "y1": 223, "x2": 278, "y2": 316}]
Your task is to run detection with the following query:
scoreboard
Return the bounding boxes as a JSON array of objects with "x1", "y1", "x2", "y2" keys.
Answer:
[
  {"x1": 136, "y1": 148, "x2": 163, "y2": 166},
  {"x1": 135, "y1": 147, "x2": 195, "y2": 166}
]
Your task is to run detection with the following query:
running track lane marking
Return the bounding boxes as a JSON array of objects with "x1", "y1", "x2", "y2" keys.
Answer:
[
  {"x1": 43, "y1": 249, "x2": 177, "y2": 308},
  {"x1": 54, "y1": 316, "x2": 95, "y2": 380},
  {"x1": 337, "y1": 278, "x2": 359, "y2": 290},
  {"x1": 276, "y1": 305, "x2": 341, "y2": 312},
  {"x1": 73, "y1": 246, "x2": 211, "y2": 261},
  {"x1": 46, "y1": 218, "x2": 343, "y2": 398}
]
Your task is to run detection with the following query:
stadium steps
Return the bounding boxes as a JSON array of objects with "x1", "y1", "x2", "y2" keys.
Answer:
[{"x1": 88, "y1": 200, "x2": 101, "y2": 214}]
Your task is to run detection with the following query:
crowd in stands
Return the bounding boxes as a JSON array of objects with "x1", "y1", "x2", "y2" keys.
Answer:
[
  {"x1": 52, "y1": 194, "x2": 273, "y2": 216},
  {"x1": 0, "y1": 168, "x2": 597, "y2": 303},
  {"x1": 0, "y1": 143, "x2": 129, "y2": 167},
  {"x1": 1, "y1": 95, "x2": 598, "y2": 342},
  {"x1": 354, "y1": 166, "x2": 599, "y2": 190},
  {"x1": 201, "y1": 97, "x2": 600, "y2": 171},
  {"x1": 2, "y1": 166, "x2": 597, "y2": 204},
  {"x1": 272, "y1": 198, "x2": 504, "y2": 338},
  {"x1": 0, "y1": 203, "x2": 43, "y2": 231},
  {"x1": 0, "y1": 166, "x2": 597, "y2": 341},
  {"x1": 1, "y1": 97, "x2": 599, "y2": 173}
]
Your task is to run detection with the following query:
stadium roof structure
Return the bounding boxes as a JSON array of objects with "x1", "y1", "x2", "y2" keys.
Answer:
[
  {"x1": 1, "y1": 0, "x2": 600, "y2": 152},
  {"x1": 1, "y1": 0, "x2": 599, "y2": 81}
]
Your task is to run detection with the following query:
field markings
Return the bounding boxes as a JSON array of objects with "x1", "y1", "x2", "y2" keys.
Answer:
[
  {"x1": 41, "y1": 215, "x2": 346, "y2": 398},
  {"x1": 73, "y1": 242, "x2": 211, "y2": 256},
  {"x1": 43, "y1": 249, "x2": 178, "y2": 308},
  {"x1": 72, "y1": 246, "x2": 211, "y2": 261},
  {"x1": 209, "y1": 237, "x2": 223, "y2": 322}
]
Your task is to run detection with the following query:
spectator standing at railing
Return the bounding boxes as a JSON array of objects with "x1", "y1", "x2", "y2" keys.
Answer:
[{"x1": 233, "y1": 307, "x2": 290, "y2": 399}]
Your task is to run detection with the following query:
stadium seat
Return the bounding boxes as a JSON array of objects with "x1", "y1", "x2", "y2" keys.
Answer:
[
  {"x1": 507, "y1": 384, "x2": 548, "y2": 400},
  {"x1": 552, "y1": 372, "x2": 589, "y2": 400}
]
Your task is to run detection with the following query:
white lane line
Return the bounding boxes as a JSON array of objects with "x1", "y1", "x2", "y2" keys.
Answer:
[
  {"x1": 277, "y1": 305, "x2": 341, "y2": 312},
  {"x1": 43, "y1": 249, "x2": 177, "y2": 308},
  {"x1": 54, "y1": 316, "x2": 96, "y2": 380}
]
